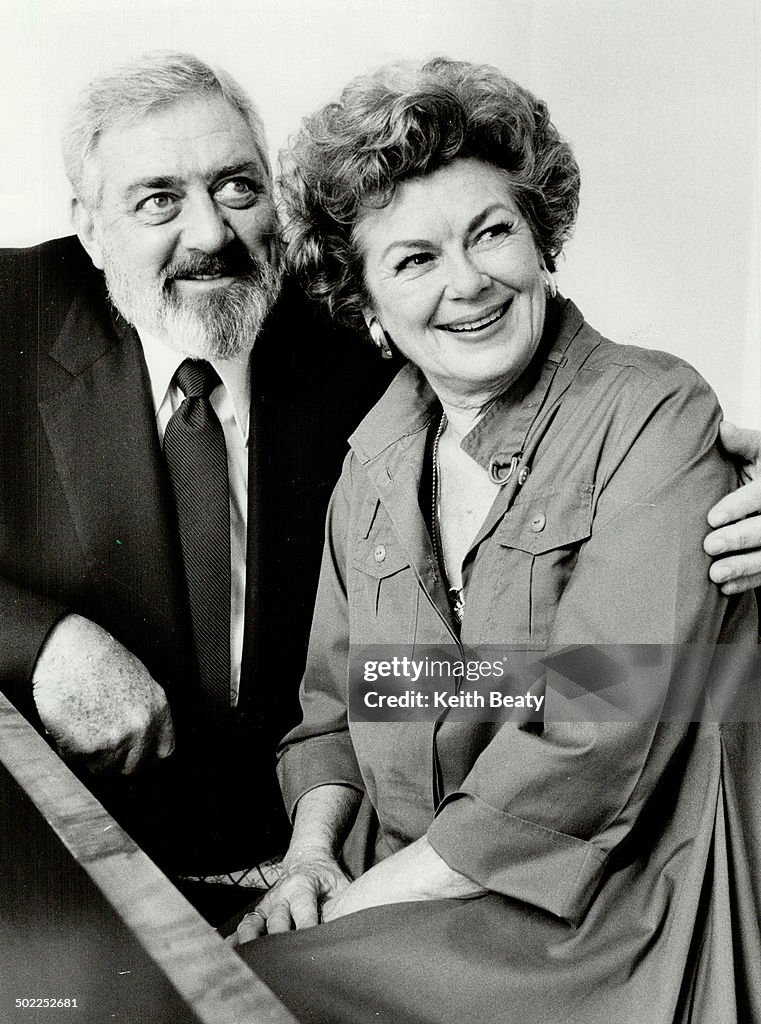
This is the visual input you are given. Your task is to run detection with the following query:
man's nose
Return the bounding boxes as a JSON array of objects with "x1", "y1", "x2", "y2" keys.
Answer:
[
  {"x1": 443, "y1": 251, "x2": 490, "y2": 301},
  {"x1": 180, "y1": 194, "x2": 234, "y2": 253}
]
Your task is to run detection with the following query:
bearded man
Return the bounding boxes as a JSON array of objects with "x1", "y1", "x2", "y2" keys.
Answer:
[{"x1": 0, "y1": 51, "x2": 390, "y2": 920}]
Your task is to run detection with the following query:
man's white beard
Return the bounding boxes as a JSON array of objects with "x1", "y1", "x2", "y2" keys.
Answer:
[{"x1": 101, "y1": 245, "x2": 282, "y2": 361}]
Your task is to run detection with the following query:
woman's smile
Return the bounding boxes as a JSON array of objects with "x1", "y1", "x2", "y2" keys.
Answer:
[{"x1": 435, "y1": 299, "x2": 511, "y2": 334}]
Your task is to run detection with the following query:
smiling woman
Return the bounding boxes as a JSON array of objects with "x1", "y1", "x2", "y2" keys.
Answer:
[
  {"x1": 233, "y1": 56, "x2": 760, "y2": 1023},
  {"x1": 356, "y1": 159, "x2": 548, "y2": 407}
]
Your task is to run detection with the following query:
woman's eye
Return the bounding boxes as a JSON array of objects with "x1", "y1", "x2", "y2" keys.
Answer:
[
  {"x1": 396, "y1": 252, "x2": 433, "y2": 272},
  {"x1": 215, "y1": 179, "x2": 259, "y2": 208},
  {"x1": 476, "y1": 222, "x2": 514, "y2": 244}
]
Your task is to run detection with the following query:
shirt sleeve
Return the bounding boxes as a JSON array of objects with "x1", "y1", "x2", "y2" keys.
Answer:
[
  {"x1": 426, "y1": 363, "x2": 757, "y2": 922},
  {"x1": 277, "y1": 451, "x2": 367, "y2": 818}
]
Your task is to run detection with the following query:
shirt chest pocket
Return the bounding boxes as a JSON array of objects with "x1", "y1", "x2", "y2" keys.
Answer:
[
  {"x1": 349, "y1": 501, "x2": 418, "y2": 644},
  {"x1": 484, "y1": 484, "x2": 593, "y2": 642}
]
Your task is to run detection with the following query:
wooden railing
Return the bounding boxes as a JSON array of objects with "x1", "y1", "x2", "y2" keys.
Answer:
[{"x1": 0, "y1": 692, "x2": 297, "y2": 1023}]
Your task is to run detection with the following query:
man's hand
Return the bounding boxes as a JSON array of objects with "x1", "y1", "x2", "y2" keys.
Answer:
[
  {"x1": 228, "y1": 849, "x2": 351, "y2": 946},
  {"x1": 32, "y1": 613, "x2": 175, "y2": 774},
  {"x1": 705, "y1": 422, "x2": 761, "y2": 595}
]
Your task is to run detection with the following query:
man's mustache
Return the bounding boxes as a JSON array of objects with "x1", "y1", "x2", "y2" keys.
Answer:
[{"x1": 163, "y1": 241, "x2": 267, "y2": 283}]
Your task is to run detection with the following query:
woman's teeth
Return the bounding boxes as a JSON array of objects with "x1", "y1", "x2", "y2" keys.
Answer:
[{"x1": 441, "y1": 304, "x2": 507, "y2": 333}]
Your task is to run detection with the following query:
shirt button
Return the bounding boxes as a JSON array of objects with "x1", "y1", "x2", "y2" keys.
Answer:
[
  {"x1": 530, "y1": 513, "x2": 546, "y2": 532},
  {"x1": 374, "y1": 544, "x2": 386, "y2": 563},
  {"x1": 518, "y1": 467, "x2": 530, "y2": 486}
]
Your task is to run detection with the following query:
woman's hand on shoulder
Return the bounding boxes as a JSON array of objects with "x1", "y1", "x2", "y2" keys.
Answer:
[
  {"x1": 228, "y1": 847, "x2": 351, "y2": 945},
  {"x1": 705, "y1": 422, "x2": 761, "y2": 594}
]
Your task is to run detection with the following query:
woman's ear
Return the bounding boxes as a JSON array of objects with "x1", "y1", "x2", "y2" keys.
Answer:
[{"x1": 71, "y1": 198, "x2": 105, "y2": 270}]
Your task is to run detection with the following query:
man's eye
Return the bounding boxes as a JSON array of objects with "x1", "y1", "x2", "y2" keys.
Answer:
[
  {"x1": 137, "y1": 194, "x2": 174, "y2": 210},
  {"x1": 135, "y1": 194, "x2": 178, "y2": 221},
  {"x1": 396, "y1": 252, "x2": 433, "y2": 272},
  {"x1": 215, "y1": 179, "x2": 260, "y2": 208}
]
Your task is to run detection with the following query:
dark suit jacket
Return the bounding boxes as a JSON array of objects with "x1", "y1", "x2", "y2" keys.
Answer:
[{"x1": 0, "y1": 235, "x2": 396, "y2": 873}]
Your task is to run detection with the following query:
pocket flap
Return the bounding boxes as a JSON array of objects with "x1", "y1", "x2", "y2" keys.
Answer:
[
  {"x1": 352, "y1": 499, "x2": 412, "y2": 579},
  {"x1": 352, "y1": 534, "x2": 411, "y2": 579},
  {"x1": 494, "y1": 485, "x2": 593, "y2": 555}
]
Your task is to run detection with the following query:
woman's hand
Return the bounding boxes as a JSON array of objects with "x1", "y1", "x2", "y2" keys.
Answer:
[
  {"x1": 227, "y1": 782, "x2": 360, "y2": 946},
  {"x1": 705, "y1": 422, "x2": 761, "y2": 594},
  {"x1": 321, "y1": 836, "x2": 486, "y2": 923},
  {"x1": 229, "y1": 848, "x2": 351, "y2": 945}
]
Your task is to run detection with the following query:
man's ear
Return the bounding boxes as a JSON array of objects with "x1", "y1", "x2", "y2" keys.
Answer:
[{"x1": 71, "y1": 198, "x2": 105, "y2": 270}]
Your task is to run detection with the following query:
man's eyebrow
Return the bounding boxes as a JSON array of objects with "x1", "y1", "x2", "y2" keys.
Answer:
[
  {"x1": 123, "y1": 176, "x2": 179, "y2": 200},
  {"x1": 212, "y1": 161, "x2": 265, "y2": 183}
]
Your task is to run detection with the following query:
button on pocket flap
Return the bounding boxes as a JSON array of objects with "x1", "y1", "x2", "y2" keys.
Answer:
[
  {"x1": 352, "y1": 534, "x2": 411, "y2": 579},
  {"x1": 494, "y1": 485, "x2": 593, "y2": 555},
  {"x1": 352, "y1": 497, "x2": 413, "y2": 579},
  {"x1": 352, "y1": 502, "x2": 412, "y2": 579}
]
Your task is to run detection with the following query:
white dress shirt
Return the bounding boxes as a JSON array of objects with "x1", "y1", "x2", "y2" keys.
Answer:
[{"x1": 138, "y1": 330, "x2": 249, "y2": 706}]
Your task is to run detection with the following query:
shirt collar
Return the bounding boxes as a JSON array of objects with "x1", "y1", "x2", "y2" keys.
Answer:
[{"x1": 137, "y1": 328, "x2": 251, "y2": 444}]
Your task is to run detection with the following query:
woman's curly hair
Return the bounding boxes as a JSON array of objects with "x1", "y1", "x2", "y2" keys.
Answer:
[{"x1": 278, "y1": 57, "x2": 580, "y2": 330}]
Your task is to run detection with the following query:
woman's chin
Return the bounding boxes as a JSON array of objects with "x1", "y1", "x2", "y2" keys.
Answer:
[{"x1": 430, "y1": 340, "x2": 540, "y2": 401}]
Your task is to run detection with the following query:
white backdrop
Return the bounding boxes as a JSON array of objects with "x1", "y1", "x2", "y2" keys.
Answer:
[{"x1": 2, "y1": 0, "x2": 758, "y2": 422}]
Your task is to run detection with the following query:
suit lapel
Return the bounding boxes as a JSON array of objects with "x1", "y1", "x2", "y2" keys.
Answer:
[{"x1": 37, "y1": 288, "x2": 192, "y2": 682}]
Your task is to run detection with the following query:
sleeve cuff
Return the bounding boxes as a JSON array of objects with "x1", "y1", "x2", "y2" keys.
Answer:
[
  {"x1": 427, "y1": 792, "x2": 607, "y2": 925},
  {"x1": 277, "y1": 734, "x2": 365, "y2": 820},
  {"x1": 0, "y1": 587, "x2": 70, "y2": 729}
]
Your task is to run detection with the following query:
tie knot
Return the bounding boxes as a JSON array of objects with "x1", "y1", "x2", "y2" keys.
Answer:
[{"x1": 174, "y1": 359, "x2": 221, "y2": 399}]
